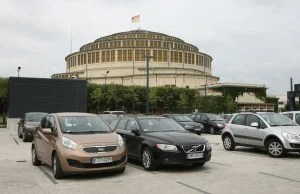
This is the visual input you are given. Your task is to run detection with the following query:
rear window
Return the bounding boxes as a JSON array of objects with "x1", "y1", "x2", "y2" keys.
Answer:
[{"x1": 26, "y1": 113, "x2": 48, "y2": 122}]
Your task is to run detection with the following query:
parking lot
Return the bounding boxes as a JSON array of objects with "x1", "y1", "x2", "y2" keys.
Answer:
[{"x1": 0, "y1": 128, "x2": 299, "y2": 194}]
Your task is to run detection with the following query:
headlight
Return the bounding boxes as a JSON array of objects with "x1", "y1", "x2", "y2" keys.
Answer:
[
  {"x1": 217, "y1": 124, "x2": 223, "y2": 127},
  {"x1": 118, "y1": 134, "x2": 125, "y2": 147},
  {"x1": 184, "y1": 125, "x2": 194, "y2": 129},
  {"x1": 62, "y1": 136, "x2": 77, "y2": 150},
  {"x1": 157, "y1": 144, "x2": 177, "y2": 151},
  {"x1": 206, "y1": 142, "x2": 212, "y2": 150},
  {"x1": 282, "y1": 132, "x2": 300, "y2": 140}
]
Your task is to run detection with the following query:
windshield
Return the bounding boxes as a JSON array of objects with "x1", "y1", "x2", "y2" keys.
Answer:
[
  {"x1": 174, "y1": 115, "x2": 193, "y2": 122},
  {"x1": 100, "y1": 114, "x2": 118, "y2": 123},
  {"x1": 207, "y1": 114, "x2": 225, "y2": 121},
  {"x1": 139, "y1": 118, "x2": 187, "y2": 133},
  {"x1": 58, "y1": 116, "x2": 113, "y2": 133},
  {"x1": 26, "y1": 113, "x2": 47, "y2": 122},
  {"x1": 260, "y1": 113, "x2": 298, "y2": 126}
]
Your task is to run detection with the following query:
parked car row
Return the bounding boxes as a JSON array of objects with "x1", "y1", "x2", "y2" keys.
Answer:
[{"x1": 18, "y1": 111, "x2": 212, "y2": 179}]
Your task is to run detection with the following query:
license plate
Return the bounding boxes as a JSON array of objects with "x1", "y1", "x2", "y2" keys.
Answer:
[
  {"x1": 187, "y1": 153, "x2": 203, "y2": 159},
  {"x1": 91, "y1": 157, "x2": 113, "y2": 164}
]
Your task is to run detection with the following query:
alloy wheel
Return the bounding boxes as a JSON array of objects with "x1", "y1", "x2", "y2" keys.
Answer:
[
  {"x1": 268, "y1": 142, "x2": 283, "y2": 156},
  {"x1": 224, "y1": 137, "x2": 231, "y2": 149},
  {"x1": 53, "y1": 156, "x2": 57, "y2": 175},
  {"x1": 32, "y1": 147, "x2": 36, "y2": 163},
  {"x1": 142, "y1": 150, "x2": 151, "y2": 169}
]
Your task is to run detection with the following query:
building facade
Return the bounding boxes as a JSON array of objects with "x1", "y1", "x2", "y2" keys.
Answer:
[
  {"x1": 52, "y1": 30, "x2": 219, "y2": 88},
  {"x1": 196, "y1": 83, "x2": 275, "y2": 112}
]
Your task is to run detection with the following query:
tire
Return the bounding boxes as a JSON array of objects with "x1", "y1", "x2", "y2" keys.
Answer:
[
  {"x1": 18, "y1": 127, "x2": 22, "y2": 138},
  {"x1": 53, "y1": 153, "x2": 65, "y2": 179},
  {"x1": 22, "y1": 130, "x2": 28, "y2": 142},
  {"x1": 209, "y1": 126, "x2": 216, "y2": 134},
  {"x1": 32, "y1": 146, "x2": 41, "y2": 166},
  {"x1": 192, "y1": 162, "x2": 205, "y2": 167},
  {"x1": 222, "y1": 135, "x2": 235, "y2": 151},
  {"x1": 266, "y1": 139, "x2": 285, "y2": 158},
  {"x1": 141, "y1": 147, "x2": 157, "y2": 171}
]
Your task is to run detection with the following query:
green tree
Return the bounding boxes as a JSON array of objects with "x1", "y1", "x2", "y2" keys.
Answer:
[
  {"x1": 0, "y1": 78, "x2": 8, "y2": 124},
  {"x1": 177, "y1": 92, "x2": 188, "y2": 113},
  {"x1": 91, "y1": 88, "x2": 105, "y2": 113},
  {"x1": 149, "y1": 88, "x2": 161, "y2": 114},
  {"x1": 223, "y1": 95, "x2": 237, "y2": 113}
]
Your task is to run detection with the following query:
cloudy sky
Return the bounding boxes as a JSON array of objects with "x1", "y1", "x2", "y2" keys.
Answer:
[{"x1": 1, "y1": 0, "x2": 299, "y2": 95}]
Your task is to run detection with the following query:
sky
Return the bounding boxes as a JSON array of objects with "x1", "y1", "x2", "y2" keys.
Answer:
[{"x1": 0, "y1": 0, "x2": 300, "y2": 96}]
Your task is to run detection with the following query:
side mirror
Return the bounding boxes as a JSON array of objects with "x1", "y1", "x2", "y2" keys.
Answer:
[
  {"x1": 131, "y1": 128, "x2": 140, "y2": 135},
  {"x1": 251, "y1": 122, "x2": 259, "y2": 128},
  {"x1": 42, "y1": 128, "x2": 52, "y2": 134}
]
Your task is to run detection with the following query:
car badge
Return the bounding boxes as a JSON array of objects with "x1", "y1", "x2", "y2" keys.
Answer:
[{"x1": 98, "y1": 147, "x2": 105, "y2": 152}]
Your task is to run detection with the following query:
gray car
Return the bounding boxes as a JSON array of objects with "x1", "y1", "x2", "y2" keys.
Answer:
[{"x1": 221, "y1": 112, "x2": 300, "y2": 157}]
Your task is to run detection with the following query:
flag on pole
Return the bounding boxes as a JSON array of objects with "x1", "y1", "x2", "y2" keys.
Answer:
[{"x1": 132, "y1": 15, "x2": 140, "y2": 23}]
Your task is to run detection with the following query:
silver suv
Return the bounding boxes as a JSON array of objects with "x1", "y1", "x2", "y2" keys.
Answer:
[{"x1": 221, "y1": 112, "x2": 300, "y2": 157}]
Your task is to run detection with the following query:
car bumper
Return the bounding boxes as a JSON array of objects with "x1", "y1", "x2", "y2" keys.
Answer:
[
  {"x1": 57, "y1": 146, "x2": 128, "y2": 173},
  {"x1": 24, "y1": 129, "x2": 35, "y2": 138},
  {"x1": 282, "y1": 139, "x2": 300, "y2": 152},
  {"x1": 153, "y1": 149, "x2": 212, "y2": 165}
]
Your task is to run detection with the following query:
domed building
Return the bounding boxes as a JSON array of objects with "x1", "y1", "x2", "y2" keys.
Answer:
[{"x1": 52, "y1": 30, "x2": 219, "y2": 88}]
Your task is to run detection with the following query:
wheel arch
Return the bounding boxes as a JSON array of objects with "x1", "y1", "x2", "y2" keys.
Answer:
[
  {"x1": 222, "y1": 132, "x2": 233, "y2": 140},
  {"x1": 264, "y1": 135, "x2": 284, "y2": 148}
]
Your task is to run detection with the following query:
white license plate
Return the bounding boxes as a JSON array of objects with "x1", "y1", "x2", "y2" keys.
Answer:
[
  {"x1": 187, "y1": 153, "x2": 203, "y2": 159},
  {"x1": 91, "y1": 157, "x2": 113, "y2": 164}
]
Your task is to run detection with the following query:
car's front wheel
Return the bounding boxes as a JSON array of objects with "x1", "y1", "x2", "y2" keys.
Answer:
[
  {"x1": 266, "y1": 139, "x2": 285, "y2": 158},
  {"x1": 209, "y1": 127, "x2": 216, "y2": 134},
  {"x1": 32, "y1": 146, "x2": 41, "y2": 166},
  {"x1": 223, "y1": 135, "x2": 235, "y2": 151},
  {"x1": 22, "y1": 130, "x2": 28, "y2": 142},
  {"x1": 53, "y1": 153, "x2": 65, "y2": 179},
  {"x1": 18, "y1": 127, "x2": 22, "y2": 138},
  {"x1": 141, "y1": 147, "x2": 157, "y2": 171}
]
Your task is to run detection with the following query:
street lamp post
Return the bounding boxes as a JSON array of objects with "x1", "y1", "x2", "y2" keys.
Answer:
[
  {"x1": 17, "y1": 67, "x2": 21, "y2": 77},
  {"x1": 102, "y1": 71, "x2": 110, "y2": 84},
  {"x1": 142, "y1": 55, "x2": 154, "y2": 115}
]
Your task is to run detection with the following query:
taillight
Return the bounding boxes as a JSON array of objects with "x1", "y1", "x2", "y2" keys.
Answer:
[{"x1": 222, "y1": 124, "x2": 226, "y2": 128}]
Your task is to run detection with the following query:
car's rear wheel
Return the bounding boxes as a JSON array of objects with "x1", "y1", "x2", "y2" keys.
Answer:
[
  {"x1": 22, "y1": 130, "x2": 28, "y2": 142},
  {"x1": 209, "y1": 127, "x2": 216, "y2": 134},
  {"x1": 142, "y1": 147, "x2": 157, "y2": 171},
  {"x1": 266, "y1": 139, "x2": 285, "y2": 158},
  {"x1": 53, "y1": 153, "x2": 65, "y2": 179},
  {"x1": 31, "y1": 146, "x2": 41, "y2": 166},
  {"x1": 223, "y1": 135, "x2": 235, "y2": 151}
]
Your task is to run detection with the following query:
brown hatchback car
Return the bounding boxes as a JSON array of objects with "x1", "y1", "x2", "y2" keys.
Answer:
[{"x1": 31, "y1": 112, "x2": 128, "y2": 179}]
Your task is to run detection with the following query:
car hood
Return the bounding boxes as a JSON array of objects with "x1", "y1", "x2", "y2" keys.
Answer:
[
  {"x1": 63, "y1": 132, "x2": 118, "y2": 145},
  {"x1": 26, "y1": 122, "x2": 41, "y2": 126},
  {"x1": 144, "y1": 132, "x2": 208, "y2": 145},
  {"x1": 178, "y1": 121, "x2": 202, "y2": 126},
  {"x1": 271, "y1": 126, "x2": 300, "y2": 134}
]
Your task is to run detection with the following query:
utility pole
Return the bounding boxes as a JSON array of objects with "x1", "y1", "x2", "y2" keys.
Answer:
[
  {"x1": 142, "y1": 55, "x2": 154, "y2": 115},
  {"x1": 204, "y1": 68, "x2": 207, "y2": 96}
]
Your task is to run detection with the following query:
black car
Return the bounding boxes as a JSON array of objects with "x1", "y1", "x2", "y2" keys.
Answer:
[
  {"x1": 162, "y1": 114, "x2": 204, "y2": 135},
  {"x1": 110, "y1": 116, "x2": 212, "y2": 171},
  {"x1": 18, "y1": 112, "x2": 48, "y2": 142},
  {"x1": 189, "y1": 113, "x2": 226, "y2": 134}
]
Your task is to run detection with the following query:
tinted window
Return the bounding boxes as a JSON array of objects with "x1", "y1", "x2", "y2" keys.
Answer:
[
  {"x1": 195, "y1": 115, "x2": 201, "y2": 121},
  {"x1": 201, "y1": 115, "x2": 208, "y2": 121},
  {"x1": 26, "y1": 113, "x2": 48, "y2": 122},
  {"x1": 49, "y1": 116, "x2": 57, "y2": 135},
  {"x1": 206, "y1": 114, "x2": 225, "y2": 121},
  {"x1": 174, "y1": 115, "x2": 193, "y2": 122},
  {"x1": 283, "y1": 113, "x2": 293, "y2": 120},
  {"x1": 116, "y1": 119, "x2": 128, "y2": 130},
  {"x1": 58, "y1": 116, "x2": 113, "y2": 133},
  {"x1": 41, "y1": 116, "x2": 49, "y2": 128},
  {"x1": 232, "y1": 115, "x2": 246, "y2": 125},
  {"x1": 139, "y1": 118, "x2": 186, "y2": 133},
  {"x1": 126, "y1": 119, "x2": 139, "y2": 131},
  {"x1": 110, "y1": 119, "x2": 120, "y2": 129},
  {"x1": 246, "y1": 115, "x2": 260, "y2": 126},
  {"x1": 189, "y1": 114, "x2": 196, "y2": 120}
]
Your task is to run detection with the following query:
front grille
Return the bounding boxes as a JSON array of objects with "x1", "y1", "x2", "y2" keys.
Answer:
[
  {"x1": 182, "y1": 144, "x2": 205, "y2": 153},
  {"x1": 67, "y1": 155, "x2": 127, "y2": 168},
  {"x1": 82, "y1": 145, "x2": 117, "y2": 153}
]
